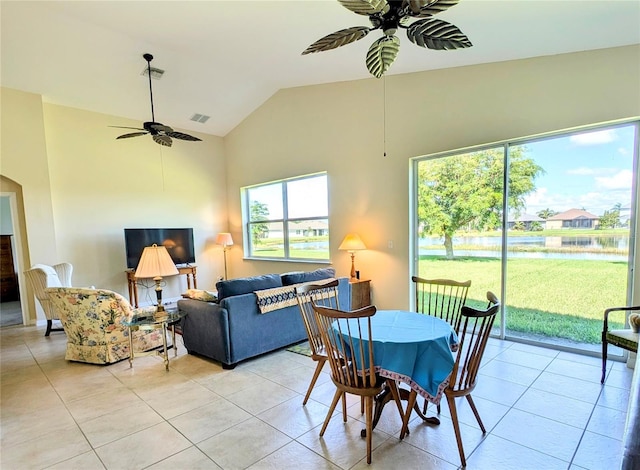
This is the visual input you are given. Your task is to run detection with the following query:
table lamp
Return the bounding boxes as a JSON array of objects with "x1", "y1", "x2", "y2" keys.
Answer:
[
  {"x1": 134, "y1": 244, "x2": 179, "y2": 313},
  {"x1": 339, "y1": 233, "x2": 366, "y2": 279},
  {"x1": 216, "y1": 232, "x2": 233, "y2": 280}
]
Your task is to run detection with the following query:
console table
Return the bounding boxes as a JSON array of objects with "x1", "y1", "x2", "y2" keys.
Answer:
[{"x1": 126, "y1": 265, "x2": 197, "y2": 308}]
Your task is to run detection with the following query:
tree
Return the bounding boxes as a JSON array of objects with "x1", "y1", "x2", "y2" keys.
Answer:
[
  {"x1": 417, "y1": 148, "x2": 543, "y2": 259},
  {"x1": 598, "y1": 208, "x2": 620, "y2": 229},
  {"x1": 530, "y1": 221, "x2": 543, "y2": 232},
  {"x1": 537, "y1": 208, "x2": 557, "y2": 219},
  {"x1": 250, "y1": 201, "x2": 270, "y2": 245}
]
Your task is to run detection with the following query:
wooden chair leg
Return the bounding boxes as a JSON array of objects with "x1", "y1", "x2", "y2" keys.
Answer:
[
  {"x1": 601, "y1": 336, "x2": 607, "y2": 384},
  {"x1": 466, "y1": 394, "x2": 486, "y2": 433},
  {"x1": 303, "y1": 358, "x2": 325, "y2": 405},
  {"x1": 365, "y1": 395, "x2": 373, "y2": 464},
  {"x1": 400, "y1": 389, "x2": 418, "y2": 440},
  {"x1": 447, "y1": 394, "x2": 467, "y2": 468},
  {"x1": 386, "y1": 380, "x2": 405, "y2": 421},
  {"x1": 342, "y1": 392, "x2": 348, "y2": 422},
  {"x1": 320, "y1": 389, "x2": 343, "y2": 436}
]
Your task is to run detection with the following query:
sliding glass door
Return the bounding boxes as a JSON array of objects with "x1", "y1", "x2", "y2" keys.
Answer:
[{"x1": 413, "y1": 121, "x2": 638, "y2": 354}]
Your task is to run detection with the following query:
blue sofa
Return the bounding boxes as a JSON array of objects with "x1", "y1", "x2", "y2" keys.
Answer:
[{"x1": 178, "y1": 269, "x2": 351, "y2": 369}]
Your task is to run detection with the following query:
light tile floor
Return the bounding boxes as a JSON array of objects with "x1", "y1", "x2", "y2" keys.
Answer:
[{"x1": 0, "y1": 324, "x2": 634, "y2": 470}]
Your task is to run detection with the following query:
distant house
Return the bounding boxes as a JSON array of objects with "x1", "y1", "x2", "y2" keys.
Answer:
[
  {"x1": 545, "y1": 209, "x2": 600, "y2": 229},
  {"x1": 508, "y1": 213, "x2": 545, "y2": 230},
  {"x1": 261, "y1": 219, "x2": 328, "y2": 239}
]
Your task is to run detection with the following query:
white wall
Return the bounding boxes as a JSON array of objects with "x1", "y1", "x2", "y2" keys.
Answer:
[{"x1": 225, "y1": 45, "x2": 640, "y2": 310}]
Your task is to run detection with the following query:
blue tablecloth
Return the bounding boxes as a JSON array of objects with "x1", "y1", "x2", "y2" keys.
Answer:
[{"x1": 334, "y1": 310, "x2": 458, "y2": 404}]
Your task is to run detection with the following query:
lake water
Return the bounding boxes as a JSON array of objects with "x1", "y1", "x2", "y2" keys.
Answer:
[{"x1": 420, "y1": 235, "x2": 629, "y2": 261}]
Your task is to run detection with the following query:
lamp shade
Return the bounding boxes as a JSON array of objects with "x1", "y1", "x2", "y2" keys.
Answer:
[
  {"x1": 134, "y1": 244, "x2": 179, "y2": 279},
  {"x1": 339, "y1": 233, "x2": 366, "y2": 251},
  {"x1": 215, "y1": 232, "x2": 234, "y2": 247}
]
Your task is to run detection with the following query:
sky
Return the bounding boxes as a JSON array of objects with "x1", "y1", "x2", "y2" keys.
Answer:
[{"x1": 521, "y1": 123, "x2": 636, "y2": 217}]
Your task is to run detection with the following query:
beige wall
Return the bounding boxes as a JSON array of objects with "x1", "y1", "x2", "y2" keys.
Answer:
[
  {"x1": 2, "y1": 45, "x2": 639, "y2": 321},
  {"x1": 1, "y1": 88, "x2": 227, "y2": 322},
  {"x1": 225, "y1": 45, "x2": 640, "y2": 309}
]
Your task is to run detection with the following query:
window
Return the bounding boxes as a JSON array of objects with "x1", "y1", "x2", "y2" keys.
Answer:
[
  {"x1": 242, "y1": 173, "x2": 329, "y2": 261},
  {"x1": 412, "y1": 120, "x2": 638, "y2": 356}
]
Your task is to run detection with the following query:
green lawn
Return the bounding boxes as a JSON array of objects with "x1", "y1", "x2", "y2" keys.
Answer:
[{"x1": 418, "y1": 256, "x2": 628, "y2": 344}]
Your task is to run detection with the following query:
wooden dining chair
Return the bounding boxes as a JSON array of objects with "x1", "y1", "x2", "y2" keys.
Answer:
[
  {"x1": 412, "y1": 275, "x2": 471, "y2": 414},
  {"x1": 294, "y1": 279, "x2": 341, "y2": 405},
  {"x1": 412, "y1": 276, "x2": 471, "y2": 333},
  {"x1": 602, "y1": 305, "x2": 640, "y2": 383},
  {"x1": 312, "y1": 303, "x2": 404, "y2": 465},
  {"x1": 400, "y1": 291, "x2": 500, "y2": 468}
]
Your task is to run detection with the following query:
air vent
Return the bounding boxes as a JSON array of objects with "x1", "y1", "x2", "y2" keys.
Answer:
[
  {"x1": 141, "y1": 67, "x2": 164, "y2": 80},
  {"x1": 190, "y1": 113, "x2": 210, "y2": 124}
]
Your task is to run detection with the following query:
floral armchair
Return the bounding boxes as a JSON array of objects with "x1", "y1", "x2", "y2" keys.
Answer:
[{"x1": 45, "y1": 287, "x2": 168, "y2": 365}]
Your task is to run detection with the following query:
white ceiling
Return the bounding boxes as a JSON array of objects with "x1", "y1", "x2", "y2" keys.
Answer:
[{"x1": 2, "y1": 1, "x2": 639, "y2": 137}]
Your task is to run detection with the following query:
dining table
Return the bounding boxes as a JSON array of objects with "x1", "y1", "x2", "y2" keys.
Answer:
[{"x1": 333, "y1": 309, "x2": 458, "y2": 435}]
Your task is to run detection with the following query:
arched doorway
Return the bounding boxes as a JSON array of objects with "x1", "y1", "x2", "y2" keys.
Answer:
[{"x1": 0, "y1": 175, "x2": 32, "y2": 327}]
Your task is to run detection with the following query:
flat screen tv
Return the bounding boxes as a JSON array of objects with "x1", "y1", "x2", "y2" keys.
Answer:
[{"x1": 124, "y1": 228, "x2": 195, "y2": 269}]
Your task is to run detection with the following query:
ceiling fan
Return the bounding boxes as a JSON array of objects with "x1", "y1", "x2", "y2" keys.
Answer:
[
  {"x1": 110, "y1": 53, "x2": 201, "y2": 147},
  {"x1": 302, "y1": 0, "x2": 472, "y2": 78}
]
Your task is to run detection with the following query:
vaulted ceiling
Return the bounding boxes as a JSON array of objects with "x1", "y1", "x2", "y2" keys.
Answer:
[{"x1": 2, "y1": 1, "x2": 639, "y2": 137}]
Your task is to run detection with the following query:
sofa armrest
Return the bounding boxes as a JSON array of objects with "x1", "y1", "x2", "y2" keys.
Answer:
[{"x1": 178, "y1": 299, "x2": 231, "y2": 365}]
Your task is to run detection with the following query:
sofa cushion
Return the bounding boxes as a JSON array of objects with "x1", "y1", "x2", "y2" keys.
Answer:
[
  {"x1": 281, "y1": 267, "x2": 336, "y2": 286},
  {"x1": 216, "y1": 274, "x2": 283, "y2": 301},
  {"x1": 182, "y1": 289, "x2": 218, "y2": 302}
]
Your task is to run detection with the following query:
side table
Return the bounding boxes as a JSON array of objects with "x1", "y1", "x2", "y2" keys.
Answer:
[
  {"x1": 122, "y1": 309, "x2": 186, "y2": 370},
  {"x1": 350, "y1": 279, "x2": 371, "y2": 309}
]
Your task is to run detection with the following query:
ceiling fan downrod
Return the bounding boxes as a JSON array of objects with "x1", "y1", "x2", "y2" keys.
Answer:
[{"x1": 143, "y1": 53, "x2": 155, "y2": 123}]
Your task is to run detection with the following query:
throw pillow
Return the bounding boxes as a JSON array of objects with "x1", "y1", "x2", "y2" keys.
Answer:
[
  {"x1": 182, "y1": 289, "x2": 218, "y2": 302},
  {"x1": 629, "y1": 313, "x2": 640, "y2": 333},
  {"x1": 216, "y1": 273, "x2": 283, "y2": 301},
  {"x1": 281, "y1": 267, "x2": 336, "y2": 286}
]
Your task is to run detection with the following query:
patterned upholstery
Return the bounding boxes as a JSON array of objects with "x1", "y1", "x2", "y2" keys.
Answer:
[
  {"x1": 24, "y1": 263, "x2": 73, "y2": 336},
  {"x1": 45, "y1": 287, "x2": 167, "y2": 365}
]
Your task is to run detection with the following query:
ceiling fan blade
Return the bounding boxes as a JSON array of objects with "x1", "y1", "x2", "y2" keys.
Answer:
[
  {"x1": 338, "y1": 0, "x2": 388, "y2": 15},
  {"x1": 366, "y1": 35, "x2": 400, "y2": 78},
  {"x1": 166, "y1": 131, "x2": 202, "y2": 142},
  {"x1": 116, "y1": 132, "x2": 148, "y2": 139},
  {"x1": 406, "y1": 0, "x2": 433, "y2": 15},
  {"x1": 109, "y1": 125, "x2": 146, "y2": 131},
  {"x1": 153, "y1": 134, "x2": 173, "y2": 147},
  {"x1": 302, "y1": 26, "x2": 372, "y2": 54},
  {"x1": 414, "y1": 0, "x2": 461, "y2": 17},
  {"x1": 407, "y1": 18, "x2": 472, "y2": 50}
]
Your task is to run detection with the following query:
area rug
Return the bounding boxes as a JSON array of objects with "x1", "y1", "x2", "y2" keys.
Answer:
[{"x1": 286, "y1": 341, "x2": 312, "y2": 357}]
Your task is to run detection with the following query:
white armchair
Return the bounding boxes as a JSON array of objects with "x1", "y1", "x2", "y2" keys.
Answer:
[{"x1": 24, "y1": 263, "x2": 73, "y2": 336}]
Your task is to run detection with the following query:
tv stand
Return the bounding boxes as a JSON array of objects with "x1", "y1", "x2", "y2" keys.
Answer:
[{"x1": 126, "y1": 265, "x2": 197, "y2": 308}]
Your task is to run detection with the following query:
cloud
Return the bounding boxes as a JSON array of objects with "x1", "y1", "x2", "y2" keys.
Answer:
[
  {"x1": 567, "y1": 167, "x2": 596, "y2": 176},
  {"x1": 569, "y1": 129, "x2": 617, "y2": 145},
  {"x1": 524, "y1": 185, "x2": 630, "y2": 216},
  {"x1": 566, "y1": 167, "x2": 618, "y2": 176},
  {"x1": 595, "y1": 169, "x2": 633, "y2": 190}
]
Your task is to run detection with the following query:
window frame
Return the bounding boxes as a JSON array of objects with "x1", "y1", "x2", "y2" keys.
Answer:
[{"x1": 242, "y1": 172, "x2": 330, "y2": 262}]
